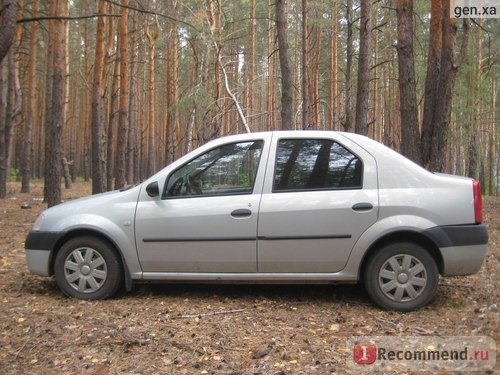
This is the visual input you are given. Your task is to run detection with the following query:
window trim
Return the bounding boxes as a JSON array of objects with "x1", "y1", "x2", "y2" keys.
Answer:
[
  {"x1": 271, "y1": 137, "x2": 364, "y2": 193},
  {"x1": 161, "y1": 140, "x2": 264, "y2": 200}
]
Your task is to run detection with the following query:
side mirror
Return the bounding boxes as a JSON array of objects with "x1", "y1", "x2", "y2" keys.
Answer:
[{"x1": 146, "y1": 181, "x2": 160, "y2": 197}]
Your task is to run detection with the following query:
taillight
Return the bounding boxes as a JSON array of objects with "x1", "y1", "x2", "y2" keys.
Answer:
[{"x1": 473, "y1": 180, "x2": 482, "y2": 224}]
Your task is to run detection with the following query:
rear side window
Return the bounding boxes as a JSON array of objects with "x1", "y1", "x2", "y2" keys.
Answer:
[{"x1": 273, "y1": 139, "x2": 362, "y2": 192}]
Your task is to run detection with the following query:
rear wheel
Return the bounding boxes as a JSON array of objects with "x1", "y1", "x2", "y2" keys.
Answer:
[
  {"x1": 54, "y1": 236, "x2": 123, "y2": 300},
  {"x1": 364, "y1": 242, "x2": 438, "y2": 311}
]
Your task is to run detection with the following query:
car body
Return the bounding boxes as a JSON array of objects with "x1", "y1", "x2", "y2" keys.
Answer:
[{"x1": 25, "y1": 131, "x2": 488, "y2": 310}]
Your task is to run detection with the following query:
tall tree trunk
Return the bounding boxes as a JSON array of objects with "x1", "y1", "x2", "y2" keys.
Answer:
[
  {"x1": 329, "y1": 1, "x2": 338, "y2": 130},
  {"x1": 428, "y1": 3, "x2": 469, "y2": 172},
  {"x1": 245, "y1": 0, "x2": 256, "y2": 130},
  {"x1": 115, "y1": 0, "x2": 129, "y2": 189},
  {"x1": 344, "y1": 0, "x2": 354, "y2": 132},
  {"x1": 79, "y1": 1, "x2": 91, "y2": 182},
  {"x1": 276, "y1": 0, "x2": 293, "y2": 130},
  {"x1": 91, "y1": 0, "x2": 107, "y2": 194},
  {"x1": 21, "y1": 0, "x2": 38, "y2": 193},
  {"x1": 311, "y1": 21, "x2": 322, "y2": 128},
  {"x1": 44, "y1": 0, "x2": 68, "y2": 207},
  {"x1": 0, "y1": 0, "x2": 17, "y2": 63},
  {"x1": 267, "y1": 0, "x2": 276, "y2": 130},
  {"x1": 301, "y1": 0, "x2": 308, "y2": 129},
  {"x1": 354, "y1": 0, "x2": 372, "y2": 135},
  {"x1": 127, "y1": 7, "x2": 138, "y2": 183},
  {"x1": 166, "y1": 16, "x2": 180, "y2": 160},
  {"x1": 490, "y1": 78, "x2": 497, "y2": 195},
  {"x1": 396, "y1": 0, "x2": 421, "y2": 164},
  {"x1": 107, "y1": 35, "x2": 120, "y2": 191},
  {"x1": 466, "y1": 24, "x2": 482, "y2": 180},
  {"x1": 421, "y1": 0, "x2": 442, "y2": 167},
  {"x1": 0, "y1": 0, "x2": 21, "y2": 198},
  {"x1": 206, "y1": 0, "x2": 222, "y2": 139},
  {"x1": 0, "y1": 60, "x2": 6, "y2": 198},
  {"x1": 146, "y1": 17, "x2": 159, "y2": 176}
]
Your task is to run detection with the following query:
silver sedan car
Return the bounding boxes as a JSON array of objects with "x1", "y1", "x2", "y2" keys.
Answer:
[{"x1": 25, "y1": 131, "x2": 488, "y2": 311}]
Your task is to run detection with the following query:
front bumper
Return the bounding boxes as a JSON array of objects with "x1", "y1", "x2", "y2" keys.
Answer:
[
  {"x1": 25, "y1": 231, "x2": 61, "y2": 276},
  {"x1": 423, "y1": 224, "x2": 489, "y2": 276},
  {"x1": 25, "y1": 249, "x2": 51, "y2": 276}
]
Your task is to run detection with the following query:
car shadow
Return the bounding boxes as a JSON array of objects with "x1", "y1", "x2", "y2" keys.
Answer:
[{"x1": 129, "y1": 282, "x2": 372, "y2": 306}]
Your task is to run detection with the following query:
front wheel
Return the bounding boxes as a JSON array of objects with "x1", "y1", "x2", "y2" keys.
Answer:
[
  {"x1": 54, "y1": 236, "x2": 123, "y2": 300},
  {"x1": 364, "y1": 242, "x2": 438, "y2": 311}
]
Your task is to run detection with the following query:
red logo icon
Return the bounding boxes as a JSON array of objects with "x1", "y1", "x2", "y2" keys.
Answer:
[{"x1": 353, "y1": 342, "x2": 377, "y2": 364}]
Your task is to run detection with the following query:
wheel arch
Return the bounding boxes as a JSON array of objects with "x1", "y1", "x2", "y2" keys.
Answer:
[
  {"x1": 358, "y1": 230, "x2": 444, "y2": 281},
  {"x1": 49, "y1": 228, "x2": 133, "y2": 292}
]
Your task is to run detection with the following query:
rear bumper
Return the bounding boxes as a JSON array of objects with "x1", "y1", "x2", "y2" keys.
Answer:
[
  {"x1": 440, "y1": 244, "x2": 488, "y2": 276},
  {"x1": 423, "y1": 224, "x2": 488, "y2": 276}
]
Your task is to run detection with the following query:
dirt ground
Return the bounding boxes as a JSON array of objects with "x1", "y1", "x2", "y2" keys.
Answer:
[{"x1": 0, "y1": 180, "x2": 498, "y2": 374}]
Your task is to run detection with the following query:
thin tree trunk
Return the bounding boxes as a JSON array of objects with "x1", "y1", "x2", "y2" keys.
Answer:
[
  {"x1": 267, "y1": 0, "x2": 276, "y2": 130},
  {"x1": 166, "y1": 5, "x2": 179, "y2": 161},
  {"x1": 312, "y1": 22, "x2": 322, "y2": 128},
  {"x1": 396, "y1": 0, "x2": 421, "y2": 164},
  {"x1": 421, "y1": 0, "x2": 442, "y2": 167},
  {"x1": 0, "y1": 61, "x2": 7, "y2": 198},
  {"x1": 115, "y1": 0, "x2": 129, "y2": 189},
  {"x1": 276, "y1": 0, "x2": 293, "y2": 130},
  {"x1": 245, "y1": 0, "x2": 256, "y2": 130},
  {"x1": 44, "y1": 0, "x2": 68, "y2": 207},
  {"x1": 91, "y1": 0, "x2": 107, "y2": 194},
  {"x1": 301, "y1": 0, "x2": 308, "y2": 129},
  {"x1": 490, "y1": 78, "x2": 497, "y2": 195},
  {"x1": 107, "y1": 34, "x2": 120, "y2": 191},
  {"x1": 127, "y1": 7, "x2": 138, "y2": 183},
  {"x1": 1, "y1": 0, "x2": 22, "y2": 197},
  {"x1": 329, "y1": 1, "x2": 338, "y2": 130},
  {"x1": 21, "y1": 0, "x2": 38, "y2": 193},
  {"x1": 344, "y1": 0, "x2": 354, "y2": 132},
  {"x1": 354, "y1": 0, "x2": 372, "y2": 135},
  {"x1": 146, "y1": 17, "x2": 159, "y2": 176},
  {"x1": 429, "y1": 4, "x2": 469, "y2": 172},
  {"x1": 0, "y1": 0, "x2": 17, "y2": 63}
]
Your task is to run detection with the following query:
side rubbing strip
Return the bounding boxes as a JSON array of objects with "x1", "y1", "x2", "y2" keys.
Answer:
[
  {"x1": 257, "y1": 234, "x2": 352, "y2": 241},
  {"x1": 143, "y1": 237, "x2": 256, "y2": 243},
  {"x1": 142, "y1": 234, "x2": 352, "y2": 243}
]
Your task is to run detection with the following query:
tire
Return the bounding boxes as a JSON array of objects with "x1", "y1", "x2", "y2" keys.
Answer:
[
  {"x1": 364, "y1": 242, "x2": 438, "y2": 311},
  {"x1": 54, "y1": 236, "x2": 123, "y2": 300}
]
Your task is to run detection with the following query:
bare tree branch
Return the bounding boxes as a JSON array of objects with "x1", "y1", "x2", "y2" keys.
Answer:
[
  {"x1": 17, "y1": 13, "x2": 121, "y2": 23},
  {"x1": 104, "y1": 0, "x2": 199, "y2": 32}
]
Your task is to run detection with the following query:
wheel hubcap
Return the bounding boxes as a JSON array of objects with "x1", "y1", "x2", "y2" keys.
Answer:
[
  {"x1": 80, "y1": 264, "x2": 91, "y2": 275},
  {"x1": 378, "y1": 254, "x2": 427, "y2": 302},
  {"x1": 397, "y1": 273, "x2": 409, "y2": 283},
  {"x1": 63, "y1": 247, "x2": 107, "y2": 293}
]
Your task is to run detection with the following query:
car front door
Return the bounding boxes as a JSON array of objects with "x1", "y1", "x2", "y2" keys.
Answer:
[
  {"x1": 135, "y1": 138, "x2": 268, "y2": 273},
  {"x1": 257, "y1": 135, "x2": 379, "y2": 273}
]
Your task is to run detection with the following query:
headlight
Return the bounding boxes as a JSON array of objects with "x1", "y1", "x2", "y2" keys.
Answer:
[{"x1": 32, "y1": 213, "x2": 45, "y2": 231}]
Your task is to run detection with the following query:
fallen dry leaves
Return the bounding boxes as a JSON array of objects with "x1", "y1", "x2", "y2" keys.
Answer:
[{"x1": 0, "y1": 180, "x2": 498, "y2": 374}]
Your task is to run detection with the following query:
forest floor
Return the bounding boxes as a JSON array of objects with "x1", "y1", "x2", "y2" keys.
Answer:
[{"x1": 0, "y1": 180, "x2": 498, "y2": 374}]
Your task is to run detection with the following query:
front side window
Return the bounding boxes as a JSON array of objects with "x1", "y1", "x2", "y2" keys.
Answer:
[
  {"x1": 164, "y1": 141, "x2": 263, "y2": 198},
  {"x1": 273, "y1": 139, "x2": 362, "y2": 191}
]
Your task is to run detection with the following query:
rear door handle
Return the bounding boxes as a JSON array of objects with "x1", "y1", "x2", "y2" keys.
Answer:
[
  {"x1": 352, "y1": 202, "x2": 373, "y2": 211},
  {"x1": 231, "y1": 209, "x2": 252, "y2": 218}
]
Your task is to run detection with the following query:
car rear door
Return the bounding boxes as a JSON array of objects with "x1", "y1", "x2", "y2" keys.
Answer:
[{"x1": 257, "y1": 133, "x2": 378, "y2": 273}]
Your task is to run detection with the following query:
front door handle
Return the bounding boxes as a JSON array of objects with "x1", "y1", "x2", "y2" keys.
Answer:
[
  {"x1": 231, "y1": 209, "x2": 252, "y2": 218},
  {"x1": 352, "y1": 202, "x2": 373, "y2": 211}
]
